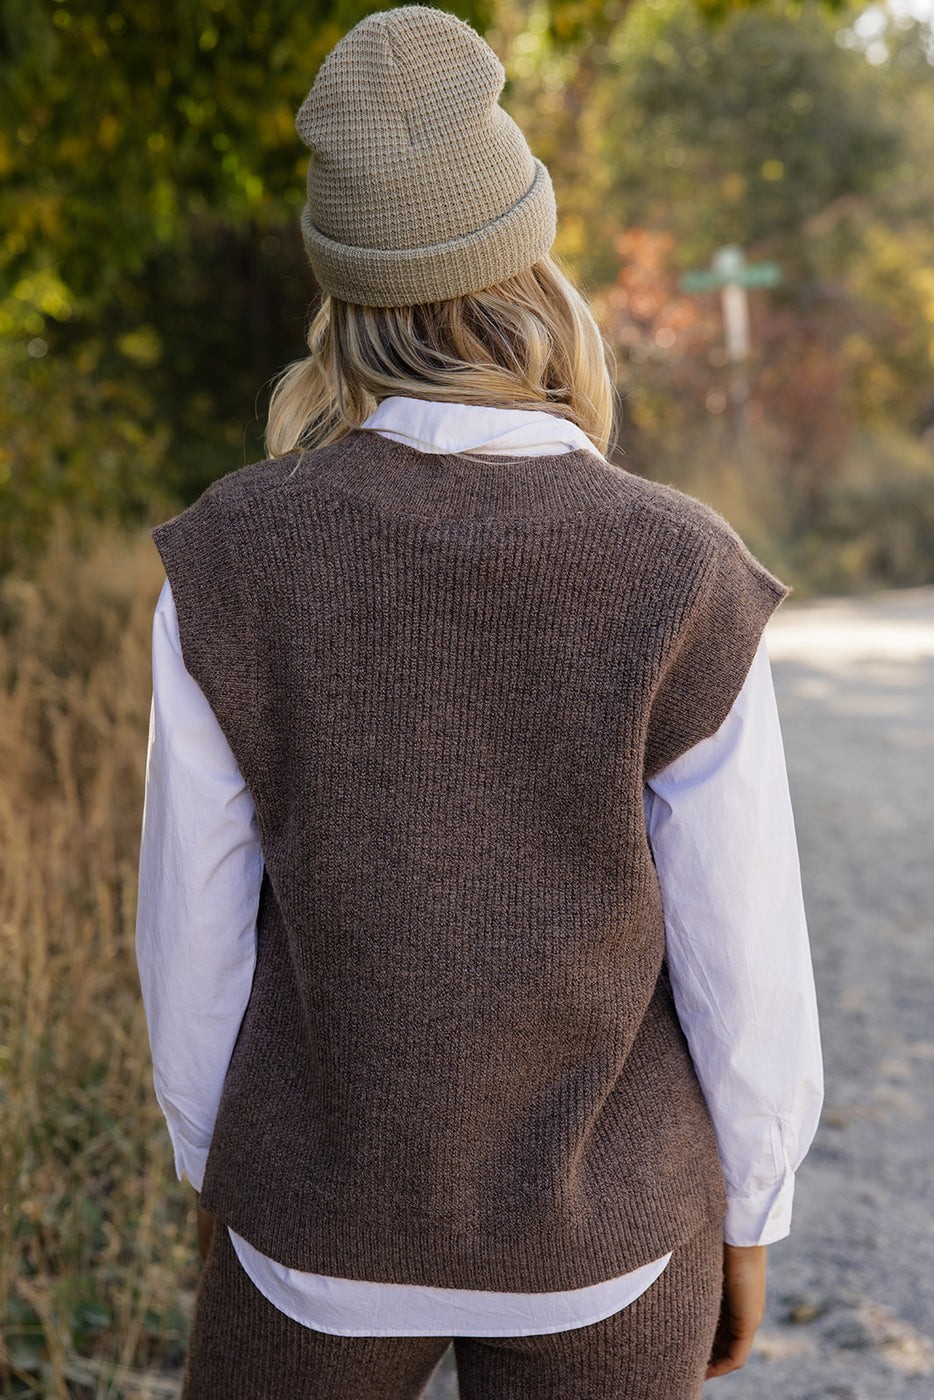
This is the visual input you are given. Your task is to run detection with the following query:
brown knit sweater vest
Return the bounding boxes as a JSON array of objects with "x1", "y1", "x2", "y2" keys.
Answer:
[{"x1": 153, "y1": 431, "x2": 786, "y2": 1292}]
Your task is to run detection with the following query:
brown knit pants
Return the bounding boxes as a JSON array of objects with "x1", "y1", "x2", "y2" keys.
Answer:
[{"x1": 182, "y1": 1221, "x2": 722, "y2": 1400}]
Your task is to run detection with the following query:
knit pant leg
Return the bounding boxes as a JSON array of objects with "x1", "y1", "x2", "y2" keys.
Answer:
[
  {"x1": 454, "y1": 1219, "x2": 722, "y2": 1400},
  {"x1": 181, "y1": 1225, "x2": 450, "y2": 1400}
]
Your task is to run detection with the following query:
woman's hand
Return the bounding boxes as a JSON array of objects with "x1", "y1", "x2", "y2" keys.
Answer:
[
  {"x1": 706, "y1": 1243, "x2": 767, "y2": 1379},
  {"x1": 194, "y1": 1190, "x2": 217, "y2": 1263}
]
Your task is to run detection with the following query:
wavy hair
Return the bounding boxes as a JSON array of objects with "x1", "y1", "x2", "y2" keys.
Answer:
[{"x1": 266, "y1": 254, "x2": 616, "y2": 459}]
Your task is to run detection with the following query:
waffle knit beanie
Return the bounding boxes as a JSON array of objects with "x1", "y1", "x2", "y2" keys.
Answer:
[{"x1": 295, "y1": 5, "x2": 557, "y2": 307}]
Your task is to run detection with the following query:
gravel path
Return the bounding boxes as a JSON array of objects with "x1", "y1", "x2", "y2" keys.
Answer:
[{"x1": 425, "y1": 587, "x2": 934, "y2": 1400}]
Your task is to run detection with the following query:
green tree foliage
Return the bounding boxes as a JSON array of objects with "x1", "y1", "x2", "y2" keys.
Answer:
[
  {"x1": 828, "y1": 13, "x2": 934, "y2": 428},
  {"x1": 1, "y1": 0, "x2": 493, "y2": 566},
  {"x1": 600, "y1": 0, "x2": 900, "y2": 267}
]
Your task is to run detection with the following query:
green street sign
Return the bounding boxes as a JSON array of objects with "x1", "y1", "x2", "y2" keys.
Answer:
[
  {"x1": 738, "y1": 262, "x2": 783, "y2": 288},
  {"x1": 680, "y1": 254, "x2": 783, "y2": 294}
]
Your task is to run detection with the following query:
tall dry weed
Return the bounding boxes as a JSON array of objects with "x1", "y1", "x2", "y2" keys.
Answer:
[{"x1": 0, "y1": 524, "x2": 195, "y2": 1399}]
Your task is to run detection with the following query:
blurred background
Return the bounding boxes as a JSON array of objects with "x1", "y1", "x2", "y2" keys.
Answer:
[
  {"x1": 2, "y1": 1, "x2": 933, "y2": 1396},
  {"x1": 4, "y1": 0, "x2": 934, "y2": 587}
]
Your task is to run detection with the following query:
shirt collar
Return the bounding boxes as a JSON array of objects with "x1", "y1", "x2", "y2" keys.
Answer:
[{"x1": 361, "y1": 397, "x2": 603, "y2": 460}]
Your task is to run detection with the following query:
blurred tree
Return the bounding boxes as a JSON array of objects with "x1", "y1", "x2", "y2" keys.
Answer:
[
  {"x1": 0, "y1": 340, "x2": 173, "y2": 565},
  {"x1": 1, "y1": 0, "x2": 493, "y2": 563},
  {"x1": 490, "y1": 0, "x2": 847, "y2": 272},
  {"x1": 827, "y1": 16, "x2": 934, "y2": 429},
  {"x1": 588, "y1": 3, "x2": 934, "y2": 588},
  {"x1": 598, "y1": 0, "x2": 900, "y2": 270},
  {"x1": 591, "y1": 3, "x2": 929, "y2": 431}
]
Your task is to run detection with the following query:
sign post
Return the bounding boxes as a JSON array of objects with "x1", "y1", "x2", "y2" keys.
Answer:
[{"x1": 680, "y1": 246, "x2": 782, "y2": 425}]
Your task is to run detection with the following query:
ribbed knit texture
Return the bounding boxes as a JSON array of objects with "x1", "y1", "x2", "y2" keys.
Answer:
[
  {"x1": 153, "y1": 432, "x2": 786, "y2": 1293},
  {"x1": 183, "y1": 1218, "x2": 721, "y2": 1398},
  {"x1": 295, "y1": 7, "x2": 556, "y2": 305}
]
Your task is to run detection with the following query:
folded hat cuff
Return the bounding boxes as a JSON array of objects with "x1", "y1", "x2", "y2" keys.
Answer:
[{"x1": 301, "y1": 161, "x2": 556, "y2": 308}]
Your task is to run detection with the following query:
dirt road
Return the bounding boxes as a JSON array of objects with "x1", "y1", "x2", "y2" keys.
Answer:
[
  {"x1": 716, "y1": 587, "x2": 934, "y2": 1400},
  {"x1": 426, "y1": 587, "x2": 934, "y2": 1400}
]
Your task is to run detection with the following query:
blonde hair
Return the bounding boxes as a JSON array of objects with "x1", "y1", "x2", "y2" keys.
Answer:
[{"x1": 266, "y1": 254, "x2": 616, "y2": 459}]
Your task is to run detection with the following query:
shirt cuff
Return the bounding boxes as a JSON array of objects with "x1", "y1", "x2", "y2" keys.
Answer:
[
  {"x1": 158, "y1": 1106, "x2": 211, "y2": 1193},
  {"x1": 724, "y1": 1174, "x2": 796, "y2": 1247}
]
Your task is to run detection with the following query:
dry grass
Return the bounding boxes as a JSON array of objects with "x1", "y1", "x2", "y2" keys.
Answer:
[{"x1": 0, "y1": 524, "x2": 194, "y2": 1399}]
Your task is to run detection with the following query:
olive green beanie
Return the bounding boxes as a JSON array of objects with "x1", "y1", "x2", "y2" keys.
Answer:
[{"x1": 295, "y1": 5, "x2": 557, "y2": 307}]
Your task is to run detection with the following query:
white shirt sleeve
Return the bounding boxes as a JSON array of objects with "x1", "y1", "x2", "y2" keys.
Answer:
[
  {"x1": 645, "y1": 638, "x2": 823, "y2": 1247},
  {"x1": 135, "y1": 579, "x2": 263, "y2": 1193}
]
